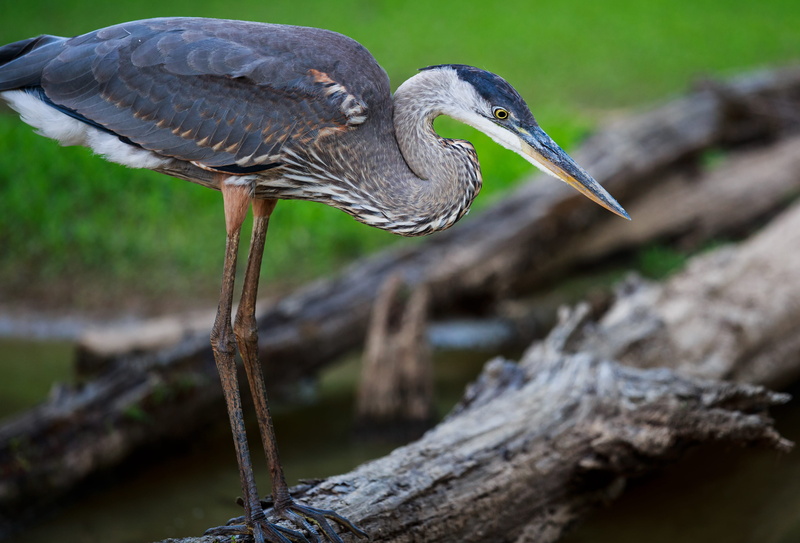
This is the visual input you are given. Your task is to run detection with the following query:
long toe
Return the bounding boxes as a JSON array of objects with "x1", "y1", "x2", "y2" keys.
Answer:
[{"x1": 279, "y1": 502, "x2": 368, "y2": 543}]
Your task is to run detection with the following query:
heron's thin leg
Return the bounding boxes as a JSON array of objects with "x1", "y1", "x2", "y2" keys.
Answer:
[
  {"x1": 209, "y1": 184, "x2": 268, "y2": 542},
  {"x1": 232, "y1": 198, "x2": 292, "y2": 505},
  {"x1": 233, "y1": 199, "x2": 367, "y2": 542}
]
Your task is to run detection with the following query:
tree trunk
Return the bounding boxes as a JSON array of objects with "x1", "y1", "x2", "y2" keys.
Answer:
[
  {"x1": 578, "y1": 197, "x2": 800, "y2": 390},
  {"x1": 9, "y1": 195, "x2": 800, "y2": 537}
]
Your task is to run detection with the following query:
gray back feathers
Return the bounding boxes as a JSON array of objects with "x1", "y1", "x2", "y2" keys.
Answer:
[
  {"x1": 0, "y1": 19, "x2": 519, "y2": 236},
  {"x1": 1, "y1": 18, "x2": 388, "y2": 172}
]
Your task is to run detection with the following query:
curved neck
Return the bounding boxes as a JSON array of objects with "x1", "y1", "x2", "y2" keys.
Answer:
[
  {"x1": 261, "y1": 70, "x2": 483, "y2": 237},
  {"x1": 386, "y1": 70, "x2": 482, "y2": 235}
]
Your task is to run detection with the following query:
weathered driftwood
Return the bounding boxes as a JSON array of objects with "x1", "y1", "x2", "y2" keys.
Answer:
[
  {"x1": 77, "y1": 66, "x2": 800, "y2": 379},
  {"x1": 3, "y1": 66, "x2": 800, "y2": 520},
  {"x1": 7, "y1": 196, "x2": 800, "y2": 532},
  {"x1": 154, "y1": 306, "x2": 791, "y2": 543},
  {"x1": 355, "y1": 275, "x2": 435, "y2": 437},
  {"x1": 578, "y1": 197, "x2": 800, "y2": 390}
]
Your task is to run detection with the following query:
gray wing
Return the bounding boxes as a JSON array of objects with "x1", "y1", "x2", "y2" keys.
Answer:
[{"x1": 10, "y1": 18, "x2": 383, "y2": 172}]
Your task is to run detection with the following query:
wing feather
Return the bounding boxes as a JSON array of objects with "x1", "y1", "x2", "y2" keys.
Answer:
[{"x1": 34, "y1": 18, "x2": 380, "y2": 171}]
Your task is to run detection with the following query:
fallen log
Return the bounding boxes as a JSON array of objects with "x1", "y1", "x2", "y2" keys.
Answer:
[
  {"x1": 153, "y1": 305, "x2": 791, "y2": 543},
  {"x1": 0, "y1": 355, "x2": 224, "y2": 533},
  {"x1": 3, "y1": 66, "x2": 800, "y2": 520},
  {"x1": 578, "y1": 197, "x2": 800, "y2": 390}
]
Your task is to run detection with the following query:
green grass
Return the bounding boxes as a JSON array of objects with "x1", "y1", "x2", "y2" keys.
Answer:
[
  {"x1": 636, "y1": 245, "x2": 691, "y2": 280},
  {"x1": 1, "y1": 0, "x2": 798, "y2": 307}
]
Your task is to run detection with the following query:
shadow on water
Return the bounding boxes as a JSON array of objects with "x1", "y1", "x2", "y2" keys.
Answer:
[{"x1": 0, "y1": 339, "x2": 798, "y2": 543}]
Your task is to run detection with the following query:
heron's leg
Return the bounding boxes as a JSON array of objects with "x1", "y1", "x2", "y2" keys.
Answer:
[
  {"x1": 232, "y1": 199, "x2": 367, "y2": 542},
  {"x1": 207, "y1": 185, "x2": 286, "y2": 543},
  {"x1": 232, "y1": 198, "x2": 290, "y2": 503}
]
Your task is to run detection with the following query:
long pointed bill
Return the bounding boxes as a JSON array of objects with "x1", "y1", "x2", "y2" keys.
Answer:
[{"x1": 519, "y1": 125, "x2": 630, "y2": 220}]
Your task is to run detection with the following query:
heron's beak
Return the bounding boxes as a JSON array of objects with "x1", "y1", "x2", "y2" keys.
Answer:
[{"x1": 517, "y1": 125, "x2": 630, "y2": 220}]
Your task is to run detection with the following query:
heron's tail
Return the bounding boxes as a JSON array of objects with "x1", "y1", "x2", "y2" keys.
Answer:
[{"x1": 0, "y1": 35, "x2": 66, "y2": 90}]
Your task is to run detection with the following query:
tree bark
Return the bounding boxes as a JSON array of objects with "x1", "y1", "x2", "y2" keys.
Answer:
[
  {"x1": 578, "y1": 197, "x2": 800, "y2": 390},
  {"x1": 9, "y1": 192, "x2": 800, "y2": 536}
]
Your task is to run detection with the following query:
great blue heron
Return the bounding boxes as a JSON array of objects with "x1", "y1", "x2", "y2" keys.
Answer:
[{"x1": 0, "y1": 17, "x2": 629, "y2": 543}]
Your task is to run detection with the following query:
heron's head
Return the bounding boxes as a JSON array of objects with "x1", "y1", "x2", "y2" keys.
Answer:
[{"x1": 419, "y1": 64, "x2": 629, "y2": 220}]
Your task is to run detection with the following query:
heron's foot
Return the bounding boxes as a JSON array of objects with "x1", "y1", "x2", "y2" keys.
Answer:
[
  {"x1": 205, "y1": 519, "x2": 310, "y2": 543},
  {"x1": 218, "y1": 498, "x2": 367, "y2": 543},
  {"x1": 276, "y1": 500, "x2": 367, "y2": 543}
]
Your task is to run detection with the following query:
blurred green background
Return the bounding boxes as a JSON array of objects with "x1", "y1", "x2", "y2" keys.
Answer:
[
  {"x1": 1, "y1": 5, "x2": 799, "y2": 543},
  {"x1": 1, "y1": 0, "x2": 798, "y2": 312}
]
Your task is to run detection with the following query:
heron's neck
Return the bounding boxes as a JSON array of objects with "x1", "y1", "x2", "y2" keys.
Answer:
[
  {"x1": 386, "y1": 70, "x2": 482, "y2": 235},
  {"x1": 260, "y1": 71, "x2": 482, "y2": 237}
]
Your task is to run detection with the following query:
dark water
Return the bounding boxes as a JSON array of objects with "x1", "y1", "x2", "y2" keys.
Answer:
[
  {"x1": 0, "y1": 342, "x2": 489, "y2": 542},
  {"x1": 0, "y1": 339, "x2": 73, "y2": 415},
  {"x1": 0, "y1": 340, "x2": 798, "y2": 543}
]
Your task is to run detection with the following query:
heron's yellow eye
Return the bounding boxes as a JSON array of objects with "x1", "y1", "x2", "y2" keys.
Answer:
[{"x1": 493, "y1": 107, "x2": 509, "y2": 120}]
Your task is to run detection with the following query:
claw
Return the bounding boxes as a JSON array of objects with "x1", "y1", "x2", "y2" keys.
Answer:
[
  {"x1": 273, "y1": 524, "x2": 314, "y2": 543},
  {"x1": 224, "y1": 514, "x2": 246, "y2": 526},
  {"x1": 283, "y1": 508, "x2": 322, "y2": 541}
]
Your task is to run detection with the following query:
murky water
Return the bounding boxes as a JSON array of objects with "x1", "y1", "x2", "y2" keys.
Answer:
[
  {"x1": 0, "y1": 339, "x2": 73, "y2": 416},
  {"x1": 0, "y1": 339, "x2": 797, "y2": 543},
  {"x1": 0, "y1": 341, "x2": 490, "y2": 542}
]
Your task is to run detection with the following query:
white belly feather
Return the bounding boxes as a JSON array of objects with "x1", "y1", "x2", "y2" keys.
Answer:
[{"x1": 1, "y1": 90, "x2": 169, "y2": 170}]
